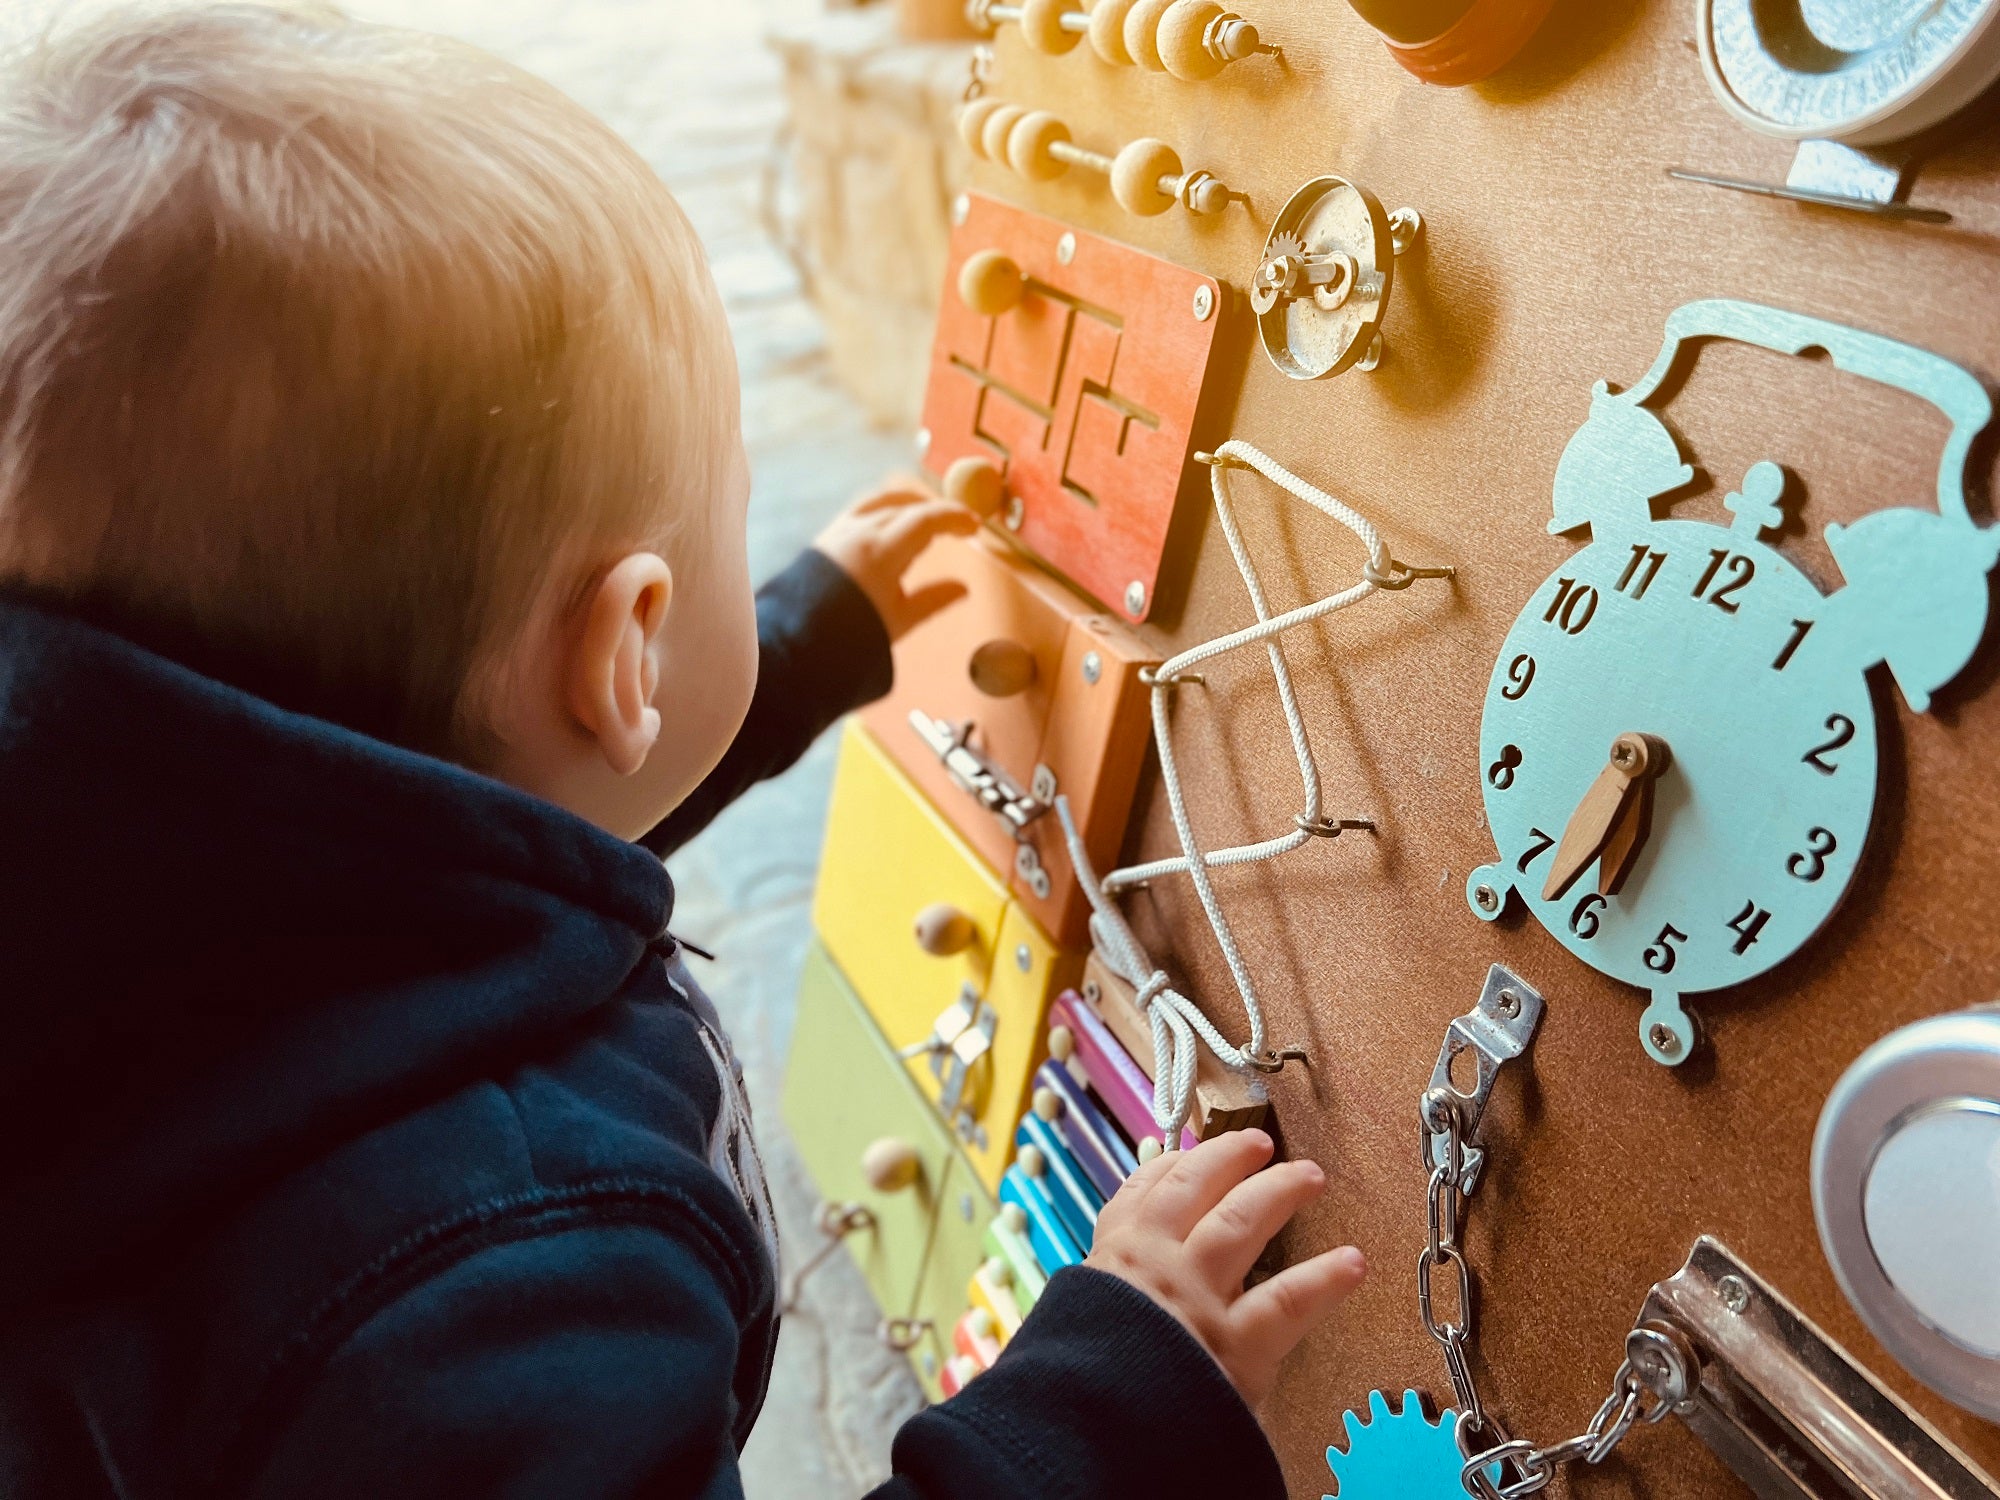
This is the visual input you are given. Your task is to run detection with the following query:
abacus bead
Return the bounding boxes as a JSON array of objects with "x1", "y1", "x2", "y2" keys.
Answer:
[
  {"x1": 1019, "y1": 0, "x2": 1085, "y2": 53},
  {"x1": 1158, "y1": 0, "x2": 1228, "y2": 79},
  {"x1": 1123, "y1": 0, "x2": 1178, "y2": 70},
  {"x1": 1110, "y1": 137, "x2": 1183, "y2": 216},
  {"x1": 1005, "y1": 109, "x2": 1073, "y2": 183},
  {"x1": 1089, "y1": 0, "x2": 1141, "y2": 63},
  {"x1": 957, "y1": 97, "x2": 1006, "y2": 158}
]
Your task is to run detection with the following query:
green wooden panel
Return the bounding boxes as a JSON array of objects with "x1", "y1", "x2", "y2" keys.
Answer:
[{"x1": 783, "y1": 941, "x2": 957, "y2": 1319}]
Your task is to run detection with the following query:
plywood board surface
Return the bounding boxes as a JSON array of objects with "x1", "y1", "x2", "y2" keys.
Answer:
[{"x1": 965, "y1": 2, "x2": 2000, "y2": 1494}]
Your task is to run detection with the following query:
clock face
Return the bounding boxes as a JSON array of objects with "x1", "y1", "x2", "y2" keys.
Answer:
[
  {"x1": 1473, "y1": 518, "x2": 1878, "y2": 1020},
  {"x1": 1700, "y1": 0, "x2": 2000, "y2": 145}
]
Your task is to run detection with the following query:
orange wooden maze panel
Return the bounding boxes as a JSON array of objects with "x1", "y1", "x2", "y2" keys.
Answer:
[{"x1": 920, "y1": 192, "x2": 1223, "y2": 622}]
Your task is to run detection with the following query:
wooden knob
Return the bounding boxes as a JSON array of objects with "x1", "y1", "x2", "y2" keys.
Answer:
[
  {"x1": 914, "y1": 902, "x2": 976, "y2": 955},
  {"x1": 957, "y1": 97, "x2": 1007, "y2": 160},
  {"x1": 1000, "y1": 1202, "x2": 1029, "y2": 1234},
  {"x1": 1018, "y1": 1143, "x2": 1047, "y2": 1178},
  {"x1": 1137, "y1": 1136, "x2": 1164, "y2": 1163},
  {"x1": 1111, "y1": 137, "x2": 1182, "y2": 216},
  {"x1": 968, "y1": 638, "x2": 1037, "y2": 698},
  {"x1": 862, "y1": 1137, "x2": 922, "y2": 1192},
  {"x1": 980, "y1": 102, "x2": 1030, "y2": 165},
  {"x1": 1123, "y1": 0, "x2": 1178, "y2": 69},
  {"x1": 1006, "y1": 109, "x2": 1072, "y2": 182},
  {"x1": 944, "y1": 455, "x2": 1005, "y2": 518},
  {"x1": 1047, "y1": 1024, "x2": 1075, "y2": 1063},
  {"x1": 967, "y1": 1307, "x2": 998, "y2": 1339},
  {"x1": 1158, "y1": 0, "x2": 1227, "y2": 79},
  {"x1": 959, "y1": 248, "x2": 1025, "y2": 317},
  {"x1": 1032, "y1": 1085, "x2": 1063, "y2": 1122},
  {"x1": 1020, "y1": 0, "x2": 1085, "y2": 53},
  {"x1": 984, "y1": 1254, "x2": 1014, "y2": 1287},
  {"x1": 1089, "y1": 0, "x2": 1141, "y2": 62}
]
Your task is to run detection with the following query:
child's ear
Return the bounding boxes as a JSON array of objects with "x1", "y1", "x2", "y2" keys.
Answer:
[{"x1": 568, "y1": 552, "x2": 674, "y2": 776}]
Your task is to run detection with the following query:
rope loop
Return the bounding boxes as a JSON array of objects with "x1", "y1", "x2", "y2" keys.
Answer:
[{"x1": 1062, "y1": 441, "x2": 1449, "y2": 1140}]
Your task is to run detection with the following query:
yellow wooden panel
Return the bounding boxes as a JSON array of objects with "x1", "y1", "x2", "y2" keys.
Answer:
[
  {"x1": 814, "y1": 721, "x2": 1009, "y2": 1054},
  {"x1": 781, "y1": 940, "x2": 955, "y2": 1320},
  {"x1": 946, "y1": 899, "x2": 1083, "y2": 1195}
]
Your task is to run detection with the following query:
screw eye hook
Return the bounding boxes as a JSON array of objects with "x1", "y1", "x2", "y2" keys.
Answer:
[
  {"x1": 1246, "y1": 1045, "x2": 1310, "y2": 1075},
  {"x1": 1296, "y1": 813, "x2": 1376, "y2": 838},
  {"x1": 1364, "y1": 557, "x2": 1457, "y2": 591}
]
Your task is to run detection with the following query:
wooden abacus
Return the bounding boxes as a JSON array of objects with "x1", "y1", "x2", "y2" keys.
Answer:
[
  {"x1": 956, "y1": 97, "x2": 1243, "y2": 217},
  {"x1": 967, "y1": 0, "x2": 1278, "y2": 81}
]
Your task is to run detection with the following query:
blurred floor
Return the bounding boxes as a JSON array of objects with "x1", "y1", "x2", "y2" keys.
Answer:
[{"x1": 5, "y1": 1, "x2": 927, "y2": 1492}]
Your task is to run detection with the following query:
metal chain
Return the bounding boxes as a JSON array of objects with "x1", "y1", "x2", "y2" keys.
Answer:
[{"x1": 1417, "y1": 1090, "x2": 1675, "y2": 1499}]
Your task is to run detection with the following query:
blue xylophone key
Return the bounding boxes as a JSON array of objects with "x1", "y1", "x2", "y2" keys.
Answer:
[
  {"x1": 1016, "y1": 1112, "x2": 1103, "y2": 1250},
  {"x1": 999, "y1": 1164, "x2": 1083, "y2": 1272}
]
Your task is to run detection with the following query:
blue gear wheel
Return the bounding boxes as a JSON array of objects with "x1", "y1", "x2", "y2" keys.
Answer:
[{"x1": 1324, "y1": 1389, "x2": 1495, "y2": 1499}]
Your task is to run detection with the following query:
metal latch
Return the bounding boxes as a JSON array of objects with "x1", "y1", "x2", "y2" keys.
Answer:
[
  {"x1": 1631, "y1": 1237, "x2": 1999, "y2": 1499},
  {"x1": 908, "y1": 710, "x2": 1048, "y2": 835},
  {"x1": 900, "y1": 982, "x2": 998, "y2": 1120},
  {"x1": 1422, "y1": 964, "x2": 1545, "y2": 1195}
]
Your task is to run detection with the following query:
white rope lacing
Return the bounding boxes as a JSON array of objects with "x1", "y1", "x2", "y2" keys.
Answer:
[{"x1": 1055, "y1": 439, "x2": 1451, "y2": 1149}]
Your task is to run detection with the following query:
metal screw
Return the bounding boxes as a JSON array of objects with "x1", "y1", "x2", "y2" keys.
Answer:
[
  {"x1": 1082, "y1": 979, "x2": 1101, "y2": 1004},
  {"x1": 952, "y1": 194, "x2": 971, "y2": 227},
  {"x1": 1015, "y1": 943, "x2": 1032, "y2": 973},
  {"x1": 1389, "y1": 206, "x2": 1423, "y2": 255},
  {"x1": 1057, "y1": 231, "x2": 1076, "y2": 265},
  {"x1": 1719, "y1": 1275, "x2": 1751, "y2": 1314},
  {"x1": 915, "y1": 427, "x2": 932, "y2": 456},
  {"x1": 1081, "y1": 650, "x2": 1102, "y2": 684},
  {"x1": 1124, "y1": 580, "x2": 1147, "y2": 616},
  {"x1": 1030, "y1": 764, "x2": 1057, "y2": 803},
  {"x1": 1004, "y1": 495, "x2": 1025, "y2": 531},
  {"x1": 1357, "y1": 331, "x2": 1385, "y2": 372},
  {"x1": 1495, "y1": 989, "x2": 1520, "y2": 1018},
  {"x1": 1474, "y1": 883, "x2": 1500, "y2": 913},
  {"x1": 960, "y1": 1192, "x2": 976, "y2": 1222},
  {"x1": 1192, "y1": 284, "x2": 1215, "y2": 322},
  {"x1": 1650, "y1": 1023, "x2": 1683, "y2": 1058},
  {"x1": 921, "y1": 1351, "x2": 938, "y2": 1376}
]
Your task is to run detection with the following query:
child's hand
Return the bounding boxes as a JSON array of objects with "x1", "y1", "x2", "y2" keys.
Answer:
[
  {"x1": 1084, "y1": 1129, "x2": 1364, "y2": 1409},
  {"x1": 813, "y1": 482, "x2": 981, "y2": 641}
]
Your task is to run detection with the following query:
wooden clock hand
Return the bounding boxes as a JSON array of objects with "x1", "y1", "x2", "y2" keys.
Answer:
[{"x1": 1542, "y1": 733, "x2": 1670, "y2": 902}]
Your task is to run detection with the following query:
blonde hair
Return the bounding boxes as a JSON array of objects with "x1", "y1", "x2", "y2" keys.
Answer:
[{"x1": 0, "y1": 2, "x2": 737, "y2": 759}]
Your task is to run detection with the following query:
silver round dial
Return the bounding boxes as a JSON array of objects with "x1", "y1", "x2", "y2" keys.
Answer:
[{"x1": 1699, "y1": 0, "x2": 2000, "y2": 145}]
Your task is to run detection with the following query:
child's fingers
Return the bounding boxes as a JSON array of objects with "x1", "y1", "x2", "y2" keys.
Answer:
[
  {"x1": 1185, "y1": 1157, "x2": 1326, "y2": 1291},
  {"x1": 895, "y1": 580, "x2": 967, "y2": 634},
  {"x1": 1137, "y1": 1129, "x2": 1274, "y2": 1239},
  {"x1": 1091, "y1": 1133, "x2": 1183, "y2": 1230},
  {"x1": 848, "y1": 486, "x2": 929, "y2": 516},
  {"x1": 1227, "y1": 1245, "x2": 1366, "y2": 1362},
  {"x1": 880, "y1": 498, "x2": 979, "y2": 559}
]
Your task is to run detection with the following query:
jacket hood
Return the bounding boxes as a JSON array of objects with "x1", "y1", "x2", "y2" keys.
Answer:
[{"x1": 0, "y1": 594, "x2": 674, "y2": 1309}]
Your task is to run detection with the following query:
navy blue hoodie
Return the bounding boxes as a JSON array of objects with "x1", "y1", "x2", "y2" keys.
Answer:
[{"x1": 0, "y1": 549, "x2": 1285, "y2": 1499}]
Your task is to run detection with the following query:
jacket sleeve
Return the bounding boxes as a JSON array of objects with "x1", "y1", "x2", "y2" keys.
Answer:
[
  {"x1": 640, "y1": 547, "x2": 893, "y2": 859},
  {"x1": 868, "y1": 1267, "x2": 1288, "y2": 1500}
]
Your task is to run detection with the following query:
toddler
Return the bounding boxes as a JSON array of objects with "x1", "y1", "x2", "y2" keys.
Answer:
[{"x1": 0, "y1": 6, "x2": 1366, "y2": 1496}]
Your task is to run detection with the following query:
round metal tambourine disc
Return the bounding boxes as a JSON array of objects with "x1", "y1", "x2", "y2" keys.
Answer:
[
  {"x1": 1811, "y1": 1003, "x2": 2000, "y2": 1421},
  {"x1": 1255, "y1": 177, "x2": 1393, "y2": 382},
  {"x1": 1699, "y1": 0, "x2": 2000, "y2": 146}
]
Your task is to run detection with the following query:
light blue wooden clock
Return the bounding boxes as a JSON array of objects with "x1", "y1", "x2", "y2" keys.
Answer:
[{"x1": 1468, "y1": 300, "x2": 1998, "y2": 1066}]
